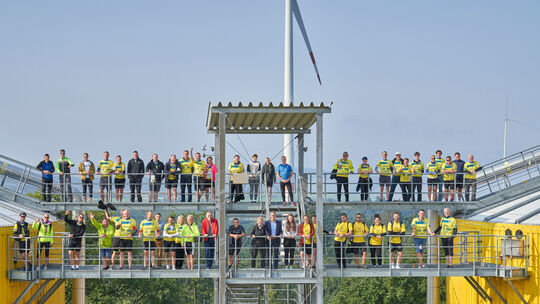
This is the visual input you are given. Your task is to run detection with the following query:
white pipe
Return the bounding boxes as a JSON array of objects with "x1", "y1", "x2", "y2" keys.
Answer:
[{"x1": 284, "y1": 0, "x2": 294, "y2": 167}]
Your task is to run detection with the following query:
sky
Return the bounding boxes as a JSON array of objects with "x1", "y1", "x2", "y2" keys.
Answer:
[{"x1": 1, "y1": 0, "x2": 539, "y2": 170}]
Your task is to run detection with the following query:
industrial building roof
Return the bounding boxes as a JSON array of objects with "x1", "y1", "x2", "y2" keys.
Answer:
[
  {"x1": 0, "y1": 199, "x2": 54, "y2": 227},
  {"x1": 466, "y1": 189, "x2": 540, "y2": 225}
]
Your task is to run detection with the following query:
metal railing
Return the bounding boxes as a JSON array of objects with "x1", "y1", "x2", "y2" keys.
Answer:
[
  {"x1": 9, "y1": 232, "x2": 528, "y2": 280},
  {"x1": 8, "y1": 234, "x2": 216, "y2": 279},
  {"x1": 2, "y1": 146, "x2": 540, "y2": 205},
  {"x1": 320, "y1": 233, "x2": 528, "y2": 278}
]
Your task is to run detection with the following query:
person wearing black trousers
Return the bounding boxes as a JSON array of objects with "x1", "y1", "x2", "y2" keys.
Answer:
[
  {"x1": 368, "y1": 214, "x2": 386, "y2": 266},
  {"x1": 250, "y1": 217, "x2": 269, "y2": 268},
  {"x1": 127, "y1": 151, "x2": 145, "y2": 202}
]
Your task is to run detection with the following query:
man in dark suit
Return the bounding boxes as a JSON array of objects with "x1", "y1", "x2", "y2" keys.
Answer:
[{"x1": 264, "y1": 211, "x2": 283, "y2": 269}]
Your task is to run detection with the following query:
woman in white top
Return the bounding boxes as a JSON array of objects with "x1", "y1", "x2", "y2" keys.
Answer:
[{"x1": 283, "y1": 214, "x2": 297, "y2": 269}]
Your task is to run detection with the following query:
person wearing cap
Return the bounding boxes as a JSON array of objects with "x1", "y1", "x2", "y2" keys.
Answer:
[
  {"x1": 13, "y1": 212, "x2": 31, "y2": 269},
  {"x1": 357, "y1": 157, "x2": 372, "y2": 201},
  {"x1": 388, "y1": 152, "x2": 403, "y2": 201},
  {"x1": 375, "y1": 151, "x2": 393, "y2": 201},
  {"x1": 333, "y1": 152, "x2": 354, "y2": 202}
]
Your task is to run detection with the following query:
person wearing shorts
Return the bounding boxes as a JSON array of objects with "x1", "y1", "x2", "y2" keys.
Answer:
[
  {"x1": 192, "y1": 151, "x2": 207, "y2": 202},
  {"x1": 139, "y1": 210, "x2": 159, "y2": 269},
  {"x1": 162, "y1": 216, "x2": 178, "y2": 269},
  {"x1": 435, "y1": 208, "x2": 457, "y2": 268},
  {"x1": 113, "y1": 155, "x2": 126, "y2": 202},
  {"x1": 146, "y1": 154, "x2": 165, "y2": 202},
  {"x1": 426, "y1": 156, "x2": 440, "y2": 202},
  {"x1": 116, "y1": 210, "x2": 137, "y2": 269},
  {"x1": 351, "y1": 213, "x2": 369, "y2": 268},
  {"x1": 97, "y1": 152, "x2": 114, "y2": 202},
  {"x1": 65, "y1": 210, "x2": 86, "y2": 270},
  {"x1": 375, "y1": 151, "x2": 393, "y2": 201},
  {"x1": 411, "y1": 209, "x2": 434, "y2": 268},
  {"x1": 89, "y1": 212, "x2": 114, "y2": 270},
  {"x1": 227, "y1": 218, "x2": 245, "y2": 270},
  {"x1": 165, "y1": 155, "x2": 180, "y2": 203},
  {"x1": 387, "y1": 212, "x2": 406, "y2": 269},
  {"x1": 441, "y1": 156, "x2": 457, "y2": 201},
  {"x1": 180, "y1": 214, "x2": 200, "y2": 270}
]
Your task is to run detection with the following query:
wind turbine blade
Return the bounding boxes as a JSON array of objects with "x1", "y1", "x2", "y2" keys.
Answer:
[{"x1": 291, "y1": 0, "x2": 322, "y2": 85}]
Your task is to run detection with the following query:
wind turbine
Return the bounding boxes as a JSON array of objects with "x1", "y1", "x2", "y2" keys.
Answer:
[{"x1": 283, "y1": 0, "x2": 322, "y2": 167}]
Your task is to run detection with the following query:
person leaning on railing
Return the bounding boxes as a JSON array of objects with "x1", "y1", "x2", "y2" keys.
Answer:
[
  {"x1": 464, "y1": 154, "x2": 480, "y2": 201},
  {"x1": 32, "y1": 213, "x2": 53, "y2": 270},
  {"x1": 89, "y1": 212, "x2": 114, "y2": 270},
  {"x1": 13, "y1": 212, "x2": 31, "y2": 269},
  {"x1": 78, "y1": 153, "x2": 95, "y2": 203},
  {"x1": 36, "y1": 154, "x2": 55, "y2": 202},
  {"x1": 368, "y1": 214, "x2": 387, "y2": 266},
  {"x1": 434, "y1": 208, "x2": 457, "y2": 268},
  {"x1": 64, "y1": 210, "x2": 86, "y2": 270},
  {"x1": 333, "y1": 213, "x2": 352, "y2": 269},
  {"x1": 181, "y1": 214, "x2": 200, "y2": 270}
]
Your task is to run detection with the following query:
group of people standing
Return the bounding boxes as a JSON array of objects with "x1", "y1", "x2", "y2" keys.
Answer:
[
  {"x1": 332, "y1": 150, "x2": 481, "y2": 202},
  {"x1": 36, "y1": 149, "x2": 218, "y2": 204},
  {"x1": 333, "y1": 208, "x2": 457, "y2": 269}
]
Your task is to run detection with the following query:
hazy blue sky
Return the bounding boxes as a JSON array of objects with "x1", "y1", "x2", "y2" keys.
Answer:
[{"x1": 1, "y1": 1, "x2": 539, "y2": 169}]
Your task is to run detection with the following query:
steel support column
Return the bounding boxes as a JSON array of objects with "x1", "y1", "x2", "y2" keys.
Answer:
[
  {"x1": 297, "y1": 133, "x2": 304, "y2": 177},
  {"x1": 217, "y1": 113, "x2": 227, "y2": 304},
  {"x1": 315, "y1": 114, "x2": 324, "y2": 303},
  {"x1": 427, "y1": 209, "x2": 440, "y2": 304}
]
